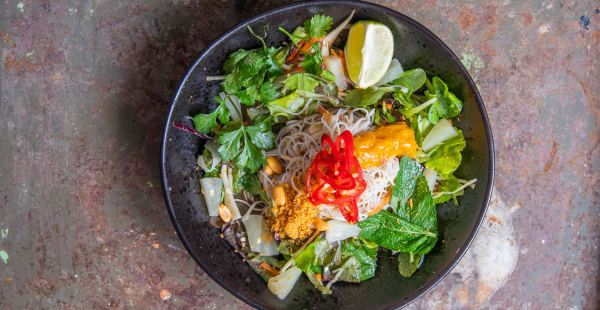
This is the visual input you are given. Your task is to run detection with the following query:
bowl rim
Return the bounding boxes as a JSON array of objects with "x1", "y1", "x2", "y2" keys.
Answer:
[{"x1": 160, "y1": 1, "x2": 495, "y2": 309}]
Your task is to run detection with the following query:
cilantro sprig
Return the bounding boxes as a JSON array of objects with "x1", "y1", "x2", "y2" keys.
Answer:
[
  {"x1": 304, "y1": 14, "x2": 333, "y2": 38},
  {"x1": 192, "y1": 99, "x2": 230, "y2": 134},
  {"x1": 217, "y1": 117, "x2": 275, "y2": 173}
]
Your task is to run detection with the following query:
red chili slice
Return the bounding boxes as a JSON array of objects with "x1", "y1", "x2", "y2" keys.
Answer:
[{"x1": 306, "y1": 130, "x2": 366, "y2": 223}]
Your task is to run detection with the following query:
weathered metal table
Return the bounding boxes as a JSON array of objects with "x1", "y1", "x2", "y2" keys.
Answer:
[{"x1": 1, "y1": 1, "x2": 598, "y2": 309}]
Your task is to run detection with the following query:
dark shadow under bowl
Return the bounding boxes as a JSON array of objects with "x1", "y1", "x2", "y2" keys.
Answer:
[{"x1": 161, "y1": 1, "x2": 494, "y2": 309}]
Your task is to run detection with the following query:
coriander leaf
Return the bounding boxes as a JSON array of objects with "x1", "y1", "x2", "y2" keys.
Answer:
[
  {"x1": 423, "y1": 130, "x2": 466, "y2": 179},
  {"x1": 397, "y1": 253, "x2": 423, "y2": 278},
  {"x1": 222, "y1": 48, "x2": 283, "y2": 106},
  {"x1": 217, "y1": 122, "x2": 244, "y2": 162},
  {"x1": 259, "y1": 46, "x2": 284, "y2": 76},
  {"x1": 433, "y1": 174, "x2": 463, "y2": 205},
  {"x1": 224, "y1": 49, "x2": 251, "y2": 73},
  {"x1": 260, "y1": 82, "x2": 279, "y2": 103},
  {"x1": 301, "y1": 43, "x2": 323, "y2": 75},
  {"x1": 235, "y1": 134, "x2": 265, "y2": 172},
  {"x1": 192, "y1": 101, "x2": 230, "y2": 134},
  {"x1": 236, "y1": 168, "x2": 268, "y2": 200},
  {"x1": 344, "y1": 87, "x2": 393, "y2": 107},
  {"x1": 243, "y1": 84, "x2": 261, "y2": 105},
  {"x1": 291, "y1": 26, "x2": 307, "y2": 41},
  {"x1": 389, "y1": 156, "x2": 422, "y2": 215},
  {"x1": 216, "y1": 120, "x2": 271, "y2": 173},
  {"x1": 283, "y1": 73, "x2": 320, "y2": 93},
  {"x1": 358, "y1": 211, "x2": 437, "y2": 255},
  {"x1": 304, "y1": 14, "x2": 333, "y2": 38},
  {"x1": 246, "y1": 122, "x2": 275, "y2": 150}
]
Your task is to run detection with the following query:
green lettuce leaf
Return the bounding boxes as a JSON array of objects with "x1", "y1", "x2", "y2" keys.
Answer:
[
  {"x1": 423, "y1": 130, "x2": 466, "y2": 179},
  {"x1": 344, "y1": 87, "x2": 393, "y2": 108},
  {"x1": 283, "y1": 73, "x2": 320, "y2": 93},
  {"x1": 433, "y1": 174, "x2": 463, "y2": 205}
]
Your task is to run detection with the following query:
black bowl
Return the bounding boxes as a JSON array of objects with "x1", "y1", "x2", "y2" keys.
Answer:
[{"x1": 161, "y1": 1, "x2": 494, "y2": 309}]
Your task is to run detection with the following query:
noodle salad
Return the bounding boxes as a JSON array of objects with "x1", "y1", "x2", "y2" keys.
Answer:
[{"x1": 175, "y1": 11, "x2": 476, "y2": 299}]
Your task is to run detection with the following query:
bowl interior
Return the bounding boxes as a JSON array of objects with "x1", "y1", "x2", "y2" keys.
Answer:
[{"x1": 161, "y1": 1, "x2": 493, "y2": 309}]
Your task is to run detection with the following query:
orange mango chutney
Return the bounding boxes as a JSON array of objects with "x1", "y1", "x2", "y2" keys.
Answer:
[{"x1": 353, "y1": 122, "x2": 418, "y2": 169}]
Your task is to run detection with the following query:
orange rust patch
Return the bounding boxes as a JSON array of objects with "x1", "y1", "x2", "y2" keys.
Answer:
[
  {"x1": 0, "y1": 31, "x2": 9, "y2": 44},
  {"x1": 455, "y1": 284, "x2": 470, "y2": 305},
  {"x1": 523, "y1": 12, "x2": 533, "y2": 27},
  {"x1": 474, "y1": 281, "x2": 493, "y2": 307},
  {"x1": 458, "y1": 7, "x2": 476, "y2": 31},
  {"x1": 543, "y1": 142, "x2": 558, "y2": 172},
  {"x1": 3, "y1": 52, "x2": 40, "y2": 72},
  {"x1": 488, "y1": 215, "x2": 503, "y2": 226}
]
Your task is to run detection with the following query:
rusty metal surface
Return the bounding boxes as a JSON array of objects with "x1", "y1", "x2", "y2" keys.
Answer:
[{"x1": 0, "y1": 0, "x2": 598, "y2": 309}]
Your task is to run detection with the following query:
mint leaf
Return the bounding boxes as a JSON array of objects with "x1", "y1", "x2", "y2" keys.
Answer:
[
  {"x1": 397, "y1": 252, "x2": 422, "y2": 277},
  {"x1": 359, "y1": 157, "x2": 438, "y2": 255},
  {"x1": 389, "y1": 156, "x2": 421, "y2": 214},
  {"x1": 304, "y1": 15, "x2": 333, "y2": 38},
  {"x1": 358, "y1": 211, "x2": 437, "y2": 254}
]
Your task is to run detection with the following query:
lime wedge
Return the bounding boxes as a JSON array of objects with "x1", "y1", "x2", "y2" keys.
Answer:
[{"x1": 345, "y1": 21, "x2": 394, "y2": 88}]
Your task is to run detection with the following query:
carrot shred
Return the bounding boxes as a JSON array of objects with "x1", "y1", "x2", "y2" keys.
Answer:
[
  {"x1": 315, "y1": 273, "x2": 322, "y2": 282},
  {"x1": 386, "y1": 103, "x2": 392, "y2": 110},
  {"x1": 284, "y1": 66, "x2": 304, "y2": 74},
  {"x1": 260, "y1": 262, "x2": 280, "y2": 276},
  {"x1": 367, "y1": 191, "x2": 392, "y2": 216},
  {"x1": 318, "y1": 105, "x2": 332, "y2": 123}
]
